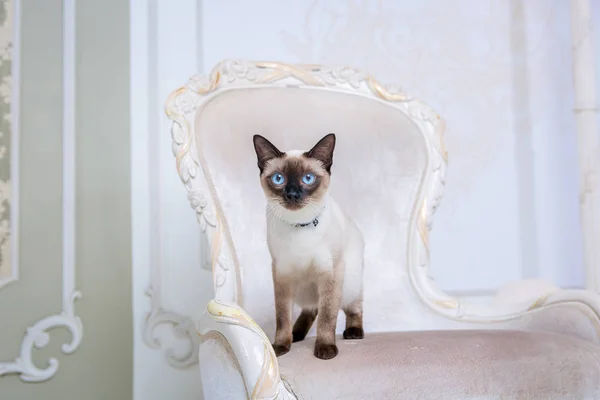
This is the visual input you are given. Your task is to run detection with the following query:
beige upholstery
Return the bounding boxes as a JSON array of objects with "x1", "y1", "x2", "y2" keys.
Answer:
[{"x1": 279, "y1": 330, "x2": 600, "y2": 400}]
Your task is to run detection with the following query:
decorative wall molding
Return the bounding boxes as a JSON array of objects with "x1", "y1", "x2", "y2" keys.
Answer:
[
  {"x1": 570, "y1": 0, "x2": 600, "y2": 293},
  {"x1": 0, "y1": 0, "x2": 19, "y2": 289},
  {"x1": 0, "y1": 0, "x2": 83, "y2": 382},
  {"x1": 138, "y1": 0, "x2": 202, "y2": 369}
]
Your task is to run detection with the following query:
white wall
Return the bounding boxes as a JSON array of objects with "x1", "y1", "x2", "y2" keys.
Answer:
[
  {"x1": 131, "y1": 1, "x2": 595, "y2": 399},
  {"x1": 131, "y1": 1, "x2": 211, "y2": 399},
  {"x1": 200, "y1": 0, "x2": 586, "y2": 294}
]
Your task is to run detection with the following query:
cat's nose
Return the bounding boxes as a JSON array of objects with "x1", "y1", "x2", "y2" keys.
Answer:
[{"x1": 284, "y1": 186, "x2": 301, "y2": 201}]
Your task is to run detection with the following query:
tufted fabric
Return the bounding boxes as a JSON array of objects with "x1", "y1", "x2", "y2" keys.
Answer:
[
  {"x1": 197, "y1": 87, "x2": 431, "y2": 338},
  {"x1": 278, "y1": 330, "x2": 600, "y2": 400}
]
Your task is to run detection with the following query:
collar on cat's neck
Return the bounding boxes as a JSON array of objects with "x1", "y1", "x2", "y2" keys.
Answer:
[{"x1": 289, "y1": 205, "x2": 325, "y2": 228}]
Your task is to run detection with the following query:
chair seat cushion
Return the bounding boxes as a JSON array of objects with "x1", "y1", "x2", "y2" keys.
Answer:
[{"x1": 278, "y1": 330, "x2": 600, "y2": 400}]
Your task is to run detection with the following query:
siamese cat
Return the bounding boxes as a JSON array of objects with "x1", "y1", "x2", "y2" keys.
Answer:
[{"x1": 253, "y1": 133, "x2": 365, "y2": 360}]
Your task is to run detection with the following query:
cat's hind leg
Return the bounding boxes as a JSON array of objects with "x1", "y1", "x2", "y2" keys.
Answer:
[
  {"x1": 343, "y1": 299, "x2": 364, "y2": 340},
  {"x1": 341, "y1": 239, "x2": 365, "y2": 340},
  {"x1": 292, "y1": 309, "x2": 317, "y2": 342}
]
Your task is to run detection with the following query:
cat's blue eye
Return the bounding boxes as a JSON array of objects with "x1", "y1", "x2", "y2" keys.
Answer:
[
  {"x1": 271, "y1": 173, "x2": 285, "y2": 185},
  {"x1": 302, "y1": 173, "x2": 316, "y2": 185}
]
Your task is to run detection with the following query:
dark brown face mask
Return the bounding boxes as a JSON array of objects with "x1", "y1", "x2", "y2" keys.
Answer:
[{"x1": 253, "y1": 133, "x2": 336, "y2": 211}]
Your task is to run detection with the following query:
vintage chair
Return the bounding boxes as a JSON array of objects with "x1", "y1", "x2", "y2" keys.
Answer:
[{"x1": 165, "y1": 60, "x2": 600, "y2": 399}]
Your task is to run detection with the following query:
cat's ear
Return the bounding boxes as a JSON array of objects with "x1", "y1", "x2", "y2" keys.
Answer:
[
  {"x1": 306, "y1": 133, "x2": 336, "y2": 173},
  {"x1": 253, "y1": 134, "x2": 283, "y2": 173}
]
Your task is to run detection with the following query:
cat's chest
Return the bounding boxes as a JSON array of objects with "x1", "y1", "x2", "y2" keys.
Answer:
[{"x1": 268, "y1": 226, "x2": 328, "y2": 267}]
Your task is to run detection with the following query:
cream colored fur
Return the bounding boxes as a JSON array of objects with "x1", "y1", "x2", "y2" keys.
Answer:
[{"x1": 266, "y1": 182, "x2": 365, "y2": 312}]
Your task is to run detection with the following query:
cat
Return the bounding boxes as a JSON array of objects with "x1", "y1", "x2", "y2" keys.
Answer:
[{"x1": 253, "y1": 133, "x2": 365, "y2": 360}]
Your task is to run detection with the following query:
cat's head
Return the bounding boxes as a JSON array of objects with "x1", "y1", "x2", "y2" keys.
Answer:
[{"x1": 252, "y1": 133, "x2": 336, "y2": 218}]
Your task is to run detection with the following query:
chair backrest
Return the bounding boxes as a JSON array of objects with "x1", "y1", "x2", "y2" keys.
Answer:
[{"x1": 165, "y1": 61, "x2": 451, "y2": 338}]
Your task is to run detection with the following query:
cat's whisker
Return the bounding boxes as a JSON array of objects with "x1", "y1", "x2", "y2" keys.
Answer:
[
  {"x1": 305, "y1": 201, "x2": 321, "y2": 216},
  {"x1": 308, "y1": 202, "x2": 319, "y2": 211},
  {"x1": 266, "y1": 201, "x2": 285, "y2": 228}
]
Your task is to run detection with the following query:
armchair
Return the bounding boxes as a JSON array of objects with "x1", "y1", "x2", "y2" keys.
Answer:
[{"x1": 165, "y1": 60, "x2": 600, "y2": 399}]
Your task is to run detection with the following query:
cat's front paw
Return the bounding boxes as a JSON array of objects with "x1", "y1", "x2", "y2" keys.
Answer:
[
  {"x1": 314, "y1": 342, "x2": 338, "y2": 360},
  {"x1": 272, "y1": 343, "x2": 291, "y2": 357},
  {"x1": 343, "y1": 327, "x2": 364, "y2": 340}
]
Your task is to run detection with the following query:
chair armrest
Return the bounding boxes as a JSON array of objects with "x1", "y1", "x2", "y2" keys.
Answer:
[{"x1": 196, "y1": 299, "x2": 295, "y2": 400}]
